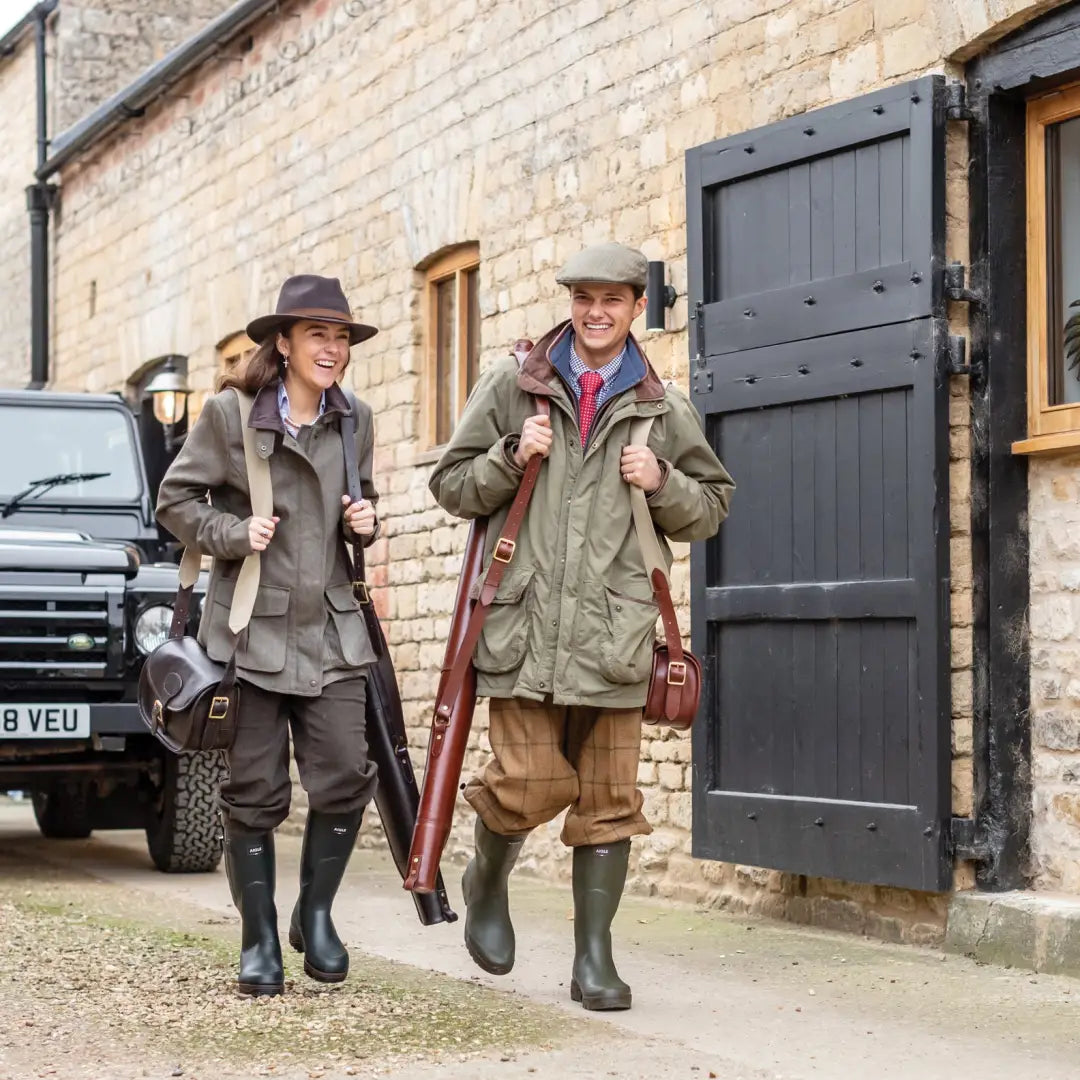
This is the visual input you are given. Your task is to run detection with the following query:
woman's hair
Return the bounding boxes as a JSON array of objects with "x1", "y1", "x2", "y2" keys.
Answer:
[{"x1": 216, "y1": 332, "x2": 289, "y2": 394}]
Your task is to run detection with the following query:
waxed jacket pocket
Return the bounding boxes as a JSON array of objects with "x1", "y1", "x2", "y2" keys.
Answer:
[
  {"x1": 206, "y1": 579, "x2": 290, "y2": 674},
  {"x1": 325, "y1": 582, "x2": 376, "y2": 668},
  {"x1": 599, "y1": 586, "x2": 658, "y2": 685},
  {"x1": 469, "y1": 567, "x2": 534, "y2": 675}
]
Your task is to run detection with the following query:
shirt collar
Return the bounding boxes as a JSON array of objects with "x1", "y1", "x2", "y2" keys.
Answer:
[
  {"x1": 568, "y1": 334, "x2": 626, "y2": 389},
  {"x1": 277, "y1": 381, "x2": 326, "y2": 436}
]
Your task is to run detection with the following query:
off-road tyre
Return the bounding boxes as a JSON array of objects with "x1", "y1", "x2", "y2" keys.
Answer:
[
  {"x1": 31, "y1": 782, "x2": 93, "y2": 839},
  {"x1": 146, "y1": 751, "x2": 227, "y2": 872}
]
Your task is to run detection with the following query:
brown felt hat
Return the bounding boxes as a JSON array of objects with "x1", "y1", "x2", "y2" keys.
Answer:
[{"x1": 246, "y1": 275, "x2": 378, "y2": 346}]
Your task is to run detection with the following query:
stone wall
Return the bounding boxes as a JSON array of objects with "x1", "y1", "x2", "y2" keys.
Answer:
[
  {"x1": 0, "y1": 0, "x2": 237, "y2": 388},
  {"x1": 44, "y1": 0, "x2": 1076, "y2": 941},
  {"x1": 0, "y1": 35, "x2": 37, "y2": 388},
  {"x1": 55, "y1": 1, "x2": 237, "y2": 131},
  {"x1": 1030, "y1": 455, "x2": 1080, "y2": 892}
]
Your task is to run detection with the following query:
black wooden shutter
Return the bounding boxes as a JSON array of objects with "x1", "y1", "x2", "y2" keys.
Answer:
[{"x1": 686, "y1": 75, "x2": 952, "y2": 892}]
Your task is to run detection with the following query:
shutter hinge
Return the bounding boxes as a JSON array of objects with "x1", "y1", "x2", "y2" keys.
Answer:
[
  {"x1": 944, "y1": 262, "x2": 980, "y2": 304},
  {"x1": 947, "y1": 334, "x2": 971, "y2": 376},
  {"x1": 949, "y1": 817, "x2": 990, "y2": 862},
  {"x1": 944, "y1": 82, "x2": 974, "y2": 122},
  {"x1": 690, "y1": 300, "x2": 711, "y2": 394}
]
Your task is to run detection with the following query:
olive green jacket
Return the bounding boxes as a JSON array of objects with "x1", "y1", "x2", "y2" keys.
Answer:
[
  {"x1": 156, "y1": 380, "x2": 378, "y2": 696},
  {"x1": 429, "y1": 322, "x2": 734, "y2": 708}
]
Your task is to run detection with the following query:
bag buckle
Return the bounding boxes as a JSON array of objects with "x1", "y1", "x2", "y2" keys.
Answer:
[
  {"x1": 151, "y1": 700, "x2": 163, "y2": 729},
  {"x1": 667, "y1": 661, "x2": 687, "y2": 687},
  {"x1": 352, "y1": 580, "x2": 371, "y2": 604},
  {"x1": 493, "y1": 537, "x2": 516, "y2": 563},
  {"x1": 209, "y1": 696, "x2": 230, "y2": 721}
]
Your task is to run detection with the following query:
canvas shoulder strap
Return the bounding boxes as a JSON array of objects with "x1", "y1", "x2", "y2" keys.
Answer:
[
  {"x1": 627, "y1": 412, "x2": 685, "y2": 665},
  {"x1": 171, "y1": 388, "x2": 271, "y2": 638}
]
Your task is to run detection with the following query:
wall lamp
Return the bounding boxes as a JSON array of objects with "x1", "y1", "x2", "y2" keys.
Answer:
[
  {"x1": 645, "y1": 260, "x2": 677, "y2": 331},
  {"x1": 144, "y1": 355, "x2": 190, "y2": 452}
]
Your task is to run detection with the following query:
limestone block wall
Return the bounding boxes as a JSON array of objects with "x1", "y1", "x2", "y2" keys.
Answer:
[
  {"x1": 1030, "y1": 456, "x2": 1080, "y2": 892},
  {"x1": 45, "y1": 0, "x2": 1076, "y2": 941},
  {"x1": 55, "y1": 1, "x2": 238, "y2": 130},
  {"x1": 0, "y1": 37, "x2": 38, "y2": 388}
]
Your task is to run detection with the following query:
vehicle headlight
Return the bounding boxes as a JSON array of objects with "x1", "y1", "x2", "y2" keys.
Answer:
[{"x1": 134, "y1": 604, "x2": 173, "y2": 655}]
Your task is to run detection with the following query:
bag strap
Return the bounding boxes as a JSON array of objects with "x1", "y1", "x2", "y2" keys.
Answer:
[
  {"x1": 168, "y1": 388, "x2": 271, "y2": 639},
  {"x1": 433, "y1": 342, "x2": 547, "y2": 722},
  {"x1": 339, "y1": 394, "x2": 385, "y2": 660},
  {"x1": 627, "y1": 416, "x2": 686, "y2": 676}
]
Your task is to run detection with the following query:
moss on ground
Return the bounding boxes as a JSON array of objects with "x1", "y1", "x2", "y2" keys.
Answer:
[{"x1": 0, "y1": 873, "x2": 577, "y2": 1076}]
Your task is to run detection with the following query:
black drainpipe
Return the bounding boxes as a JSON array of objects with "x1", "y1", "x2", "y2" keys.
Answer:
[{"x1": 26, "y1": 1, "x2": 56, "y2": 389}]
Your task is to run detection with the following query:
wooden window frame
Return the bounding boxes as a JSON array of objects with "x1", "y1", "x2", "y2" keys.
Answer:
[
  {"x1": 1017, "y1": 82, "x2": 1080, "y2": 454},
  {"x1": 422, "y1": 244, "x2": 480, "y2": 451},
  {"x1": 218, "y1": 330, "x2": 256, "y2": 373}
]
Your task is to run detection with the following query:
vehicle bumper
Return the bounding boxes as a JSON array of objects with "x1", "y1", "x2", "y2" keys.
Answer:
[{"x1": 91, "y1": 703, "x2": 146, "y2": 735}]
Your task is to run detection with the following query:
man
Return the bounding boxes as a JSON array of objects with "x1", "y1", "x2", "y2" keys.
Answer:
[{"x1": 429, "y1": 241, "x2": 734, "y2": 1010}]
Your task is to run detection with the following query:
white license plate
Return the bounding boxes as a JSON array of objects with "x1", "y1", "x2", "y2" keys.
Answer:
[{"x1": 0, "y1": 705, "x2": 90, "y2": 739}]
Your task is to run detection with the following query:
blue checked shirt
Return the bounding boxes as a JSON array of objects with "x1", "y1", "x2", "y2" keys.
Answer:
[
  {"x1": 278, "y1": 381, "x2": 326, "y2": 438},
  {"x1": 568, "y1": 335, "x2": 626, "y2": 407}
]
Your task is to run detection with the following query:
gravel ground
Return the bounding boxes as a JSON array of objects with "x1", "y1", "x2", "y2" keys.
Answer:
[{"x1": 0, "y1": 859, "x2": 578, "y2": 1080}]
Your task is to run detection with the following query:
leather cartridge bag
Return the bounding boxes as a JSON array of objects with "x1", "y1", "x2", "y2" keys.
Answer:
[
  {"x1": 137, "y1": 389, "x2": 270, "y2": 753},
  {"x1": 629, "y1": 415, "x2": 702, "y2": 731}
]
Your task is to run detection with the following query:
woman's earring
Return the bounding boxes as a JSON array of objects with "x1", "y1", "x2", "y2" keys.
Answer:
[{"x1": 281, "y1": 354, "x2": 289, "y2": 368}]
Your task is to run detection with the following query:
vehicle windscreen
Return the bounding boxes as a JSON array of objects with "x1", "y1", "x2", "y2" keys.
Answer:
[{"x1": 0, "y1": 406, "x2": 141, "y2": 500}]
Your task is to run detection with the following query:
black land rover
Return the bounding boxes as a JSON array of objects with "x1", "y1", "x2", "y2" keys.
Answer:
[{"x1": 0, "y1": 389, "x2": 222, "y2": 872}]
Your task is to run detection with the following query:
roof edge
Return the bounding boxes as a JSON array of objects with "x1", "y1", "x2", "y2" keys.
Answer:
[
  {"x1": 0, "y1": 1, "x2": 57, "y2": 66},
  {"x1": 38, "y1": 0, "x2": 278, "y2": 179}
]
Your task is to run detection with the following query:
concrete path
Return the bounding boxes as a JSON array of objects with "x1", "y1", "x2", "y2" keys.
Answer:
[{"x1": 1, "y1": 801, "x2": 1078, "y2": 1079}]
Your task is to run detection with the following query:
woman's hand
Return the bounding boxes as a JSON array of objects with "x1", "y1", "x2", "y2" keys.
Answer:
[
  {"x1": 248, "y1": 515, "x2": 280, "y2": 552},
  {"x1": 342, "y1": 495, "x2": 377, "y2": 537}
]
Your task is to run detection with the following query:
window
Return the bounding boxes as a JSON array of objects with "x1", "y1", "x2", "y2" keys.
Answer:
[
  {"x1": 423, "y1": 244, "x2": 480, "y2": 449},
  {"x1": 219, "y1": 331, "x2": 256, "y2": 373},
  {"x1": 1019, "y1": 82, "x2": 1080, "y2": 452}
]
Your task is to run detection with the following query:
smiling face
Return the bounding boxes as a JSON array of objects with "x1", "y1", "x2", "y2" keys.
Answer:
[
  {"x1": 567, "y1": 282, "x2": 647, "y2": 368},
  {"x1": 277, "y1": 319, "x2": 352, "y2": 397}
]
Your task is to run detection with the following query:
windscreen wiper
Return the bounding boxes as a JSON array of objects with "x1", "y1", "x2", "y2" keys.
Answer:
[{"x1": 1, "y1": 472, "x2": 111, "y2": 519}]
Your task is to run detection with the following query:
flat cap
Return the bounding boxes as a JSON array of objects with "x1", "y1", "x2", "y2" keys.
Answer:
[{"x1": 555, "y1": 241, "x2": 648, "y2": 289}]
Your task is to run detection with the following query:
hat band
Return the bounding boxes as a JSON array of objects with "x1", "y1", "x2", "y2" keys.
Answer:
[{"x1": 276, "y1": 307, "x2": 356, "y2": 323}]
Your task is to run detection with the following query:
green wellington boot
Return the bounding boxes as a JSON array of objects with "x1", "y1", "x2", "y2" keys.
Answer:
[
  {"x1": 223, "y1": 827, "x2": 284, "y2": 997},
  {"x1": 288, "y1": 809, "x2": 363, "y2": 983},
  {"x1": 461, "y1": 816, "x2": 528, "y2": 975},
  {"x1": 570, "y1": 839, "x2": 632, "y2": 1010}
]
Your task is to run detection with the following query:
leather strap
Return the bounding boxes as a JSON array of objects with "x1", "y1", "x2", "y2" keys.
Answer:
[
  {"x1": 433, "y1": 384, "x2": 549, "y2": 721},
  {"x1": 168, "y1": 388, "x2": 270, "y2": 640},
  {"x1": 340, "y1": 397, "x2": 384, "y2": 660},
  {"x1": 628, "y1": 415, "x2": 688, "y2": 705}
]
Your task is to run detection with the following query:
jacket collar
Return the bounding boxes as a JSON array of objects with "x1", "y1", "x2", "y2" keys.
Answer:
[
  {"x1": 248, "y1": 378, "x2": 352, "y2": 432},
  {"x1": 517, "y1": 320, "x2": 664, "y2": 404}
]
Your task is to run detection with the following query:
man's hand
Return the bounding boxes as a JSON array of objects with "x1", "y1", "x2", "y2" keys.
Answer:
[
  {"x1": 620, "y1": 445, "x2": 662, "y2": 492},
  {"x1": 513, "y1": 414, "x2": 553, "y2": 468},
  {"x1": 342, "y1": 495, "x2": 377, "y2": 537},
  {"x1": 248, "y1": 515, "x2": 280, "y2": 552}
]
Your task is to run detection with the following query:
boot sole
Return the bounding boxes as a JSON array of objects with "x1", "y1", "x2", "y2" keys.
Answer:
[
  {"x1": 238, "y1": 981, "x2": 284, "y2": 997},
  {"x1": 570, "y1": 978, "x2": 631, "y2": 1011},
  {"x1": 462, "y1": 865, "x2": 513, "y2": 976}
]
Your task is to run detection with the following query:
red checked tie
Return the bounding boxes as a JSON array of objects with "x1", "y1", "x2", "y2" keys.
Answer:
[{"x1": 578, "y1": 370, "x2": 604, "y2": 443}]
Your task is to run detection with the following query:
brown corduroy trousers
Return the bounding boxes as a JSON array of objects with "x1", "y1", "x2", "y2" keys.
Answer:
[{"x1": 463, "y1": 696, "x2": 652, "y2": 847}]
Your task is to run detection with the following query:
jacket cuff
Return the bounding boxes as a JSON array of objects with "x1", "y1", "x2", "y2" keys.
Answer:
[
  {"x1": 223, "y1": 516, "x2": 255, "y2": 559},
  {"x1": 645, "y1": 459, "x2": 672, "y2": 502},
  {"x1": 500, "y1": 434, "x2": 525, "y2": 474}
]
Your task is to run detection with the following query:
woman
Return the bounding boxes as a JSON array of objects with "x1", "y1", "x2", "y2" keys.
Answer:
[{"x1": 157, "y1": 275, "x2": 380, "y2": 997}]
